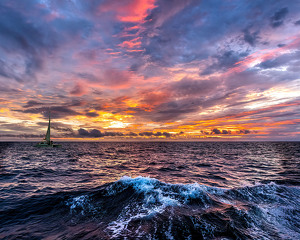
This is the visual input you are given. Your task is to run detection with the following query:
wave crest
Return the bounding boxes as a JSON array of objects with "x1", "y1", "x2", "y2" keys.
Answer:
[{"x1": 64, "y1": 176, "x2": 300, "y2": 239}]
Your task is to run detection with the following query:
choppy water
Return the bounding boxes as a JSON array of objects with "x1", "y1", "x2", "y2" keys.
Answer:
[{"x1": 0, "y1": 142, "x2": 299, "y2": 239}]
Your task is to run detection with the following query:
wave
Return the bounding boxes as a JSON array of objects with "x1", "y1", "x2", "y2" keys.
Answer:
[{"x1": 1, "y1": 176, "x2": 300, "y2": 239}]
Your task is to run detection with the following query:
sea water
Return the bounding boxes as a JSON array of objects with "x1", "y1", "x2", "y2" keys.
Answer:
[{"x1": 0, "y1": 142, "x2": 299, "y2": 239}]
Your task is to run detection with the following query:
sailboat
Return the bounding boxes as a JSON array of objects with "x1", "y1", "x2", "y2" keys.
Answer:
[{"x1": 36, "y1": 111, "x2": 61, "y2": 147}]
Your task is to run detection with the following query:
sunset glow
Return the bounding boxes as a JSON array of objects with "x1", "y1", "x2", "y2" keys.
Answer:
[{"x1": 0, "y1": 0, "x2": 299, "y2": 141}]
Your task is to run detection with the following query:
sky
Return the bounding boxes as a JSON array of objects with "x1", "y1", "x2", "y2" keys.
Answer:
[{"x1": 0, "y1": 0, "x2": 299, "y2": 141}]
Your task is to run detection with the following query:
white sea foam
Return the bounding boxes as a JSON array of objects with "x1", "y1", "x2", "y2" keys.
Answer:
[
  {"x1": 66, "y1": 195, "x2": 94, "y2": 215},
  {"x1": 106, "y1": 176, "x2": 221, "y2": 238},
  {"x1": 66, "y1": 176, "x2": 300, "y2": 239}
]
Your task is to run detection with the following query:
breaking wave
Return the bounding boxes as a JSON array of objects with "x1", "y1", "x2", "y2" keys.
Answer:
[{"x1": 1, "y1": 176, "x2": 299, "y2": 239}]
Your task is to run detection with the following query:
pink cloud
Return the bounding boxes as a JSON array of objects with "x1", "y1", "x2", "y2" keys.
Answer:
[{"x1": 99, "y1": 0, "x2": 156, "y2": 23}]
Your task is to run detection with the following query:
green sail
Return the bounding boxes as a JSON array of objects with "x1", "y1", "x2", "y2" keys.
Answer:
[
  {"x1": 36, "y1": 111, "x2": 61, "y2": 147},
  {"x1": 44, "y1": 113, "x2": 50, "y2": 144}
]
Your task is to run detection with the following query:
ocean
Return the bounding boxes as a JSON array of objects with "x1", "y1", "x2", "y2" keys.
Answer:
[{"x1": 0, "y1": 141, "x2": 299, "y2": 239}]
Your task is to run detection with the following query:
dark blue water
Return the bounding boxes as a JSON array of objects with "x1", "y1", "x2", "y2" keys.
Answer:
[{"x1": 0, "y1": 142, "x2": 299, "y2": 239}]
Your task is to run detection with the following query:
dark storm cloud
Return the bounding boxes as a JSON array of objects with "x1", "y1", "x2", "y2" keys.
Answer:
[{"x1": 270, "y1": 7, "x2": 288, "y2": 28}]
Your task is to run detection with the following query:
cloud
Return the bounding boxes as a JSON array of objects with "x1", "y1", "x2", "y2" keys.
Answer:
[
  {"x1": 77, "y1": 129, "x2": 172, "y2": 138},
  {"x1": 78, "y1": 128, "x2": 89, "y2": 136},
  {"x1": 0, "y1": 0, "x2": 93, "y2": 82},
  {"x1": 1, "y1": 0, "x2": 300, "y2": 141},
  {"x1": 77, "y1": 73, "x2": 99, "y2": 82},
  {"x1": 139, "y1": 131, "x2": 172, "y2": 137},
  {"x1": 0, "y1": 3, "x2": 47, "y2": 82},
  {"x1": 37, "y1": 121, "x2": 74, "y2": 133},
  {"x1": 221, "y1": 129, "x2": 231, "y2": 134},
  {"x1": 0, "y1": 84, "x2": 22, "y2": 94},
  {"x1": 78, "y1": 128, "x2": 124, "y2": 137},
  {"x1": 258, "y1": 51, "x2": 300, "y2": 69},
  {"x1": 23, "y1": 106, "x2": 79, "y2": 119},
  {"x1": 70, "y1": 83, "x2": 87, "y2": 96},
  {"x1": 24, "y1": 100, "x2": 44, "y2": 108},
  {"x1": 162, "y1": 132, "x2": 171, "y2": 138},
  {"x1": 239, "y1": 129, "x2": 251, "y2": 134},
  {"x1": 86, "y1": 111, "x2": 99, "y2": 117},
  {"x1": 139, "y1": 131, "x2": 153, "y2": 136},
  {"x1": 52, "y1": 126, "x2": 74, "y2": 133},
  {"x1": 98, "y1": 0, "x2": 156, "y2": 23},
  {"x1": 168, "y1": 78, "x2": 218, "y2": 97},
  {"x1": 141, "y1": 90, "x2": 234, "y2": 122},
  {"x1": 201, "y1": 50, "x2": 248, "y2": 75},
  {"x1": 0, "y1": 133, "x2": 43, "y2": 138},
  {"x1": 243, "y1": 28, "x2": 260, "y2": 46},
  {"x1": 103, "y1": 69, "x2": 132, "y2": 87},
  {"x1": 128, "y1": 132, "x2": 138, "y2": 136},
  {"x1": 211, "y1": 128, "x2": 231, "y2": 134},
  {"x1": 270, "y1": 7, "x2": 288, "y2": 28}
]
